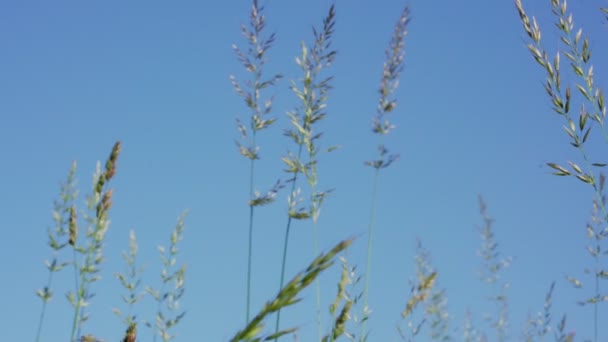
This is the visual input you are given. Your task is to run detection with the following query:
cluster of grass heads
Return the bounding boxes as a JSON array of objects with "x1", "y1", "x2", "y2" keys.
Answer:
[{"x1": 32, "y1": 0, "x2": 608, "y2": 341}]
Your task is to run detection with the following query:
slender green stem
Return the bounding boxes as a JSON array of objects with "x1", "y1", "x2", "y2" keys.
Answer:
[
  {"x1": 35, "y1": 270, "x2": 54, "y2": 342},
  {"x1": 275, "y1": 145, "x2": 304, "y2": 339},
  {"x1": 595, "y1": 251, "x2": 599, "y2": 342},
  {"x1": 362, "y1": 168, "x2": 380, "y2": 339},
  {"x1": 246, "y1": 206, "x2": 254, "y2": 323},
  {"x1": 152, "y1": 280, "x2": 167, "y2": 342},
  {"x1": 274, "y1": 214, "x2": 293, "y2": 338},
  {"x1": 312, "y1": 194, "x2": 322, "y2": 342},
  {"x1": 70, "y1": 248, "x2": 81, "y2": 342},
  {"x1": 246, "y1": 152, "x2": 256, "y2": 323}
]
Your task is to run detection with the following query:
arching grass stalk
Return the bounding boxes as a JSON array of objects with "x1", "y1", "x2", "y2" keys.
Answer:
[
  {"x1": 276, "y1": 4, "x2": 337, "y2": 340},
  {"x1": 68, "y1": 141, "x2": 121, "y2": 342},
  {"x1": 232, "y1": 239, "x2": 353, "y2": 342},
  {"x1": 516, "y1": 2, "x2": 608, "y2": 340},
  {"x1": 35, "y1": 161, "x2": 78, "y2": 342},
  {"x1": 361, "y1": 6, "x2": 410, "y2": 340},
  {"x1": 231, "y1": 0, "x2": 283, "y2": 324}
]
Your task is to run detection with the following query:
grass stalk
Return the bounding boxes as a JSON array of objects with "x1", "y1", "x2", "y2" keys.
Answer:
[
  {"x1": 68, "y1": 142, "x2": 121, "y2": 342},
  {"x1": 361, "y1": 168, "x2": 379, "y2": 339},
  {"x1": 146, "y1": 211, "x2": 188, "y2": 342},
  {"x1": 276, "y1": 4, "x2": 337, "y2": 339},
  {"x1": 35, "y1": 162, "x2": 78, "y2": 342},
  {"x1": 361, "y1": 6, "x2": 410, "y2": 339},
  {"x1": 477, "y1": 196, "x2": 510, "y2": 342},
  {"x1": 113, "y1": 230, "x2": 145, "y2": 328},
  {"x1": 231, "y1": 0, "x2": 282, "y2": 324},
  {"x1": 516, "y1": 2, "x2": 608, "y2": 339}
]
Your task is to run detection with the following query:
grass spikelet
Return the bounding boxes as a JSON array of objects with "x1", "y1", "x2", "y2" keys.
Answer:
[{"x1": 69, "y1": 205, "x2": 78, "y2": 246}]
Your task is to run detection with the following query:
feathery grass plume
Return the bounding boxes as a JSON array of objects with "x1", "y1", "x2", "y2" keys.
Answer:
[
  {"x1": 276, "y1": 4, "x2": 337, "y2": 339},
  {"x1": 68, "y1": 141, "x2": 121, "y2": 342},
  {"x1": 516, "y1": 1, "x2": 608, "y2": 339},
  {"x1": 231, "y1": 0, "x2": 283, "y2": 323},
  {"x1": 113, "y1": 230, "x2": 145, "y2": 328},
  {"x1": 231, "y1": 238, "x2": 352, "y2": 342},
  {"x1": 35, "y1": 161, "x2": 78, "y2": 342},
  {"x1": 361, "y1": 6, "x2": 410, "y2": 339},
  {"x1": 145, "y1": 211, "x2": 188, "y2": 342},
  {"x1": 477, "y1": 196, "x2": 510, "y2": 342}
]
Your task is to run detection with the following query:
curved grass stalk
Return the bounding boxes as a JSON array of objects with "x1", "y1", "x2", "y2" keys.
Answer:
[
  {"x1": 516, "y1": 2, "x2": 608, "y2": 340},
  {"x1": 232, "y1": 239, "x2": 352, "y2": 342}
]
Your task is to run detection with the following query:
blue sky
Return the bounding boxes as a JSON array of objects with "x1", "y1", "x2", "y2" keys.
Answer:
[{"x1": 1, "y1": 0, "x2": 608, "y2": 341}]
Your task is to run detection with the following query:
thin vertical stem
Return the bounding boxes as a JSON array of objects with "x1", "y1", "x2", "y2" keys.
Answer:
[
  {"x1": 362, "y1": 169, "x2": 380, "y2": 339},
  {"x1": 70, "y1": 249, "x2": 81, "y2": 342},
  {"x1": 275, "y1": 144, "x2": 303, "y2": 339},
  {"x1": 594, "y1": 245, "x2": 599, "y2": 342},
  {"x1": 246, "y1": 149, "x2": 256, "y2": 323},
  {"x1": 312, "y1": 193, "x2": 322, "y2": 341},
  {"x1": 35, "y1": 271, "x2": 54, "y2": 342}
]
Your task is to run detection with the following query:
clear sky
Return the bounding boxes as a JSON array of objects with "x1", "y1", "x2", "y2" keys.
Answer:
[{"x1": 1, "y1": 0, "x2": 608, "y2": 341}]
